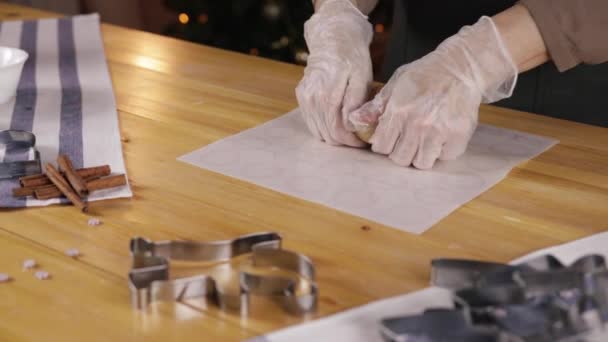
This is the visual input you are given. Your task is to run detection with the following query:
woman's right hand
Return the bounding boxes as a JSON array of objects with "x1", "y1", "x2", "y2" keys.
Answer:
[{"x1": 295, "y1": 0, "x2": 374, "y2": 147}]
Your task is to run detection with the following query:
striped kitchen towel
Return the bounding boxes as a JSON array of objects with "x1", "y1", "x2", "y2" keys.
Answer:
[{"x1": 0, "y1": 14, "x2": 132, "y2": 207}]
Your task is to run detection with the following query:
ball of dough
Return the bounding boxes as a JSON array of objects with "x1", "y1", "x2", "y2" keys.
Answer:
[{"x1": 355, "y1": 124, "x2": 377, "y2": 143}]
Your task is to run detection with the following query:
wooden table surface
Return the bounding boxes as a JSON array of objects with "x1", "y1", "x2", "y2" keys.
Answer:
[{"x1": 1, "y1": 3, "x2": 607, "y2": 341}]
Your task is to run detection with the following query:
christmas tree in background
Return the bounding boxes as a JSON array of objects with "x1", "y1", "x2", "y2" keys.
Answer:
[{"x1": 164, "y1": 0, "x2": 314, "y2": 65}]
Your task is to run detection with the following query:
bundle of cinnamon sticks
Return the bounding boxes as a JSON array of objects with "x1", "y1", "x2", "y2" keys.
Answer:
[{"x1": 13, "y1": 155, "x2": 127, "y2": 212}]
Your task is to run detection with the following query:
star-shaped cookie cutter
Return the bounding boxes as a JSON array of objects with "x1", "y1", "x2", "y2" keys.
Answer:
[{"x1": 128, "y1": 232, "x2": 317, "y2": 316}]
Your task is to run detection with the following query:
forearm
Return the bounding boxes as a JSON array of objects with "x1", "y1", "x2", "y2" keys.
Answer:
[
  {"x1": 313, "y1": 0, "x2": 379, "y2": 15},
  {"x1": 492, "y1": 4, "x2": 549, "y2": 73}
]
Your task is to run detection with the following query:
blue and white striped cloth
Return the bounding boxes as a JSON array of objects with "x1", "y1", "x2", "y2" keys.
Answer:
[{"x1": 0, "y1": 14, "x2": 132, "y2": 207}]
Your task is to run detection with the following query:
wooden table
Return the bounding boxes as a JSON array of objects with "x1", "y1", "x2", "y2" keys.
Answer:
[{"x1": 1, "y1": 3, "x2": 607, "y2": 341}]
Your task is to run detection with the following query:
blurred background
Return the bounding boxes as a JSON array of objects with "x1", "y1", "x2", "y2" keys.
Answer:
[
  {"x1": 3, "y1": 0, "x2": 607, "y2": 126},
  {"x1": 3, "y1": 0, "x2": 394, "y2": 79}
]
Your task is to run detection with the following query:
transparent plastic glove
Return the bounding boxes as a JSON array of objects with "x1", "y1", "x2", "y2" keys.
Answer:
[
  {"x1": 295, "y1": 0, "x2": 373, "y2": 147},
  {"x1": 350, "y1": 17, "x2": 518, "y2": 169}
]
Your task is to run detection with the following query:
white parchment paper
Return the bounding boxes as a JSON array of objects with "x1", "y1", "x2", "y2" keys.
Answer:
[{"x1": 179, "y1": 109, "x2": 557, "y2": 234}]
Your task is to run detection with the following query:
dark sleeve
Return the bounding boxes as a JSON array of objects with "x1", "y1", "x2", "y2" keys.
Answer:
[{"x1": 519, "y1": 0, "x2": 608, "y2": 72}]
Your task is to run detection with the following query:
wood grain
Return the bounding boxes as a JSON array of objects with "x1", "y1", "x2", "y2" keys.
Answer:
[
  {"x1": 0, "y1": 4, "x2": 607, "y2": 341},
  {"x1": 0, "y1": 230, "x2": 251, "y2": 342}
]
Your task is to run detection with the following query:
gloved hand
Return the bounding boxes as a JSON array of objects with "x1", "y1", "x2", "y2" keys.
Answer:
[
  {"x1": 296, "y1": 0, "x2": 373, "y2": 147},
  {"x1": 349, "y1": 17, "x2": 518, "y2": 169}
]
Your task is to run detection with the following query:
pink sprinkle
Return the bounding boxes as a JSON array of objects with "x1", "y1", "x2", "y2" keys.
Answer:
[
  {"x1": 22, "y1": 259, "x2": 37, "y2": 270},
  {"x1": 65, "y1": 248, "x2": 80, "y2": 258},
  {"x1": 34, "y1": 271, "x2": 50, "y2": 280},
  {"x1": 87, "y1": 217, "x2": 102, "y2": 226},
  {"x1": 494, "y1": 308, "x2": 508, "y2": 318},
  {"x1": 0, "y1": 273, "x2": 10, "y2": 283}
]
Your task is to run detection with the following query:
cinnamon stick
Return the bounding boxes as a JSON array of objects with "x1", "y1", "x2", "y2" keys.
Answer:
[
  {"x1": 34, "y1": 187, "x2": 61, "y2": 200},
  {"x1": 76, "y1": 165, "x2": 112, "y2": 179},
  {"x1": 44, "y1": 164, "x2": 88, "y2": 212},
  {"x1": 13, "y1": 175, "x2": 101, "y2": 198},
  {"x1": 20, "y1": 165, "x2": 111, "y2": 187},
  {"x1": 33, "y1": 174, "x2": 126, "y2": 200},
  {"x1": 13, "y1": 184, "x2": 57, "y2": 197},
  {"x1": 57, "y1": 155, "x2": 88, "y2": 196},
  {"x1": 87, "y1": 174, "x2": 127, "y2": 191}
]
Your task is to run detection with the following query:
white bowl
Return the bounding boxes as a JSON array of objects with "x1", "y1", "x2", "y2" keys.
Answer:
[{"x1": 0, "y1": 47, "x2": 29, "y2": 104}]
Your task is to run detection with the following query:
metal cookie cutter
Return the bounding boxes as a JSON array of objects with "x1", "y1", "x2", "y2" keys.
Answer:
[
  {"x1": 430, "y1": 254, "x2": 565, "y2": 290},
  {"x1": 128, "y1": 232, "x2": 317, "y2": 316},
  {"x1": 381, "y1": 254, "x2": 608, "y2": 342},
  {"x1": 0, "y1": 130, "x2": 41, "y2": 179},
  {"x1": 380, "y1": 309, "x2": 503, "y2": 342}
]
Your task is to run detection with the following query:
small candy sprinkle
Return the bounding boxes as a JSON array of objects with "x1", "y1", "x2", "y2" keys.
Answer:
[
  {"x1": 87, "y1": 217, "x2": 102, "y2": 226},
  {"x1": 34, "y1": 271, "x2": 50, "y2": 280},
  {"x1": 65, "y1": 248, "x2": 80, "y2": 258},
  {"x1": 0, "y1": 273, "x2": 10, "y2": 283},
  {"x1": 494, "y1": 308, "x2": 508, "y2": 318},
  {"x1": 22, "y1": 259, "x2": 37, "y2": 270}
]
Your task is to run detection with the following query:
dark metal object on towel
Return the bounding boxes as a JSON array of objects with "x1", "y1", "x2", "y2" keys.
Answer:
[
  {"x1": 0, "y1": 130, "x2": 41, "y2": 179},
  {"x1": 0, "y1": 130, "x2": 36, "y2": 149}
]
